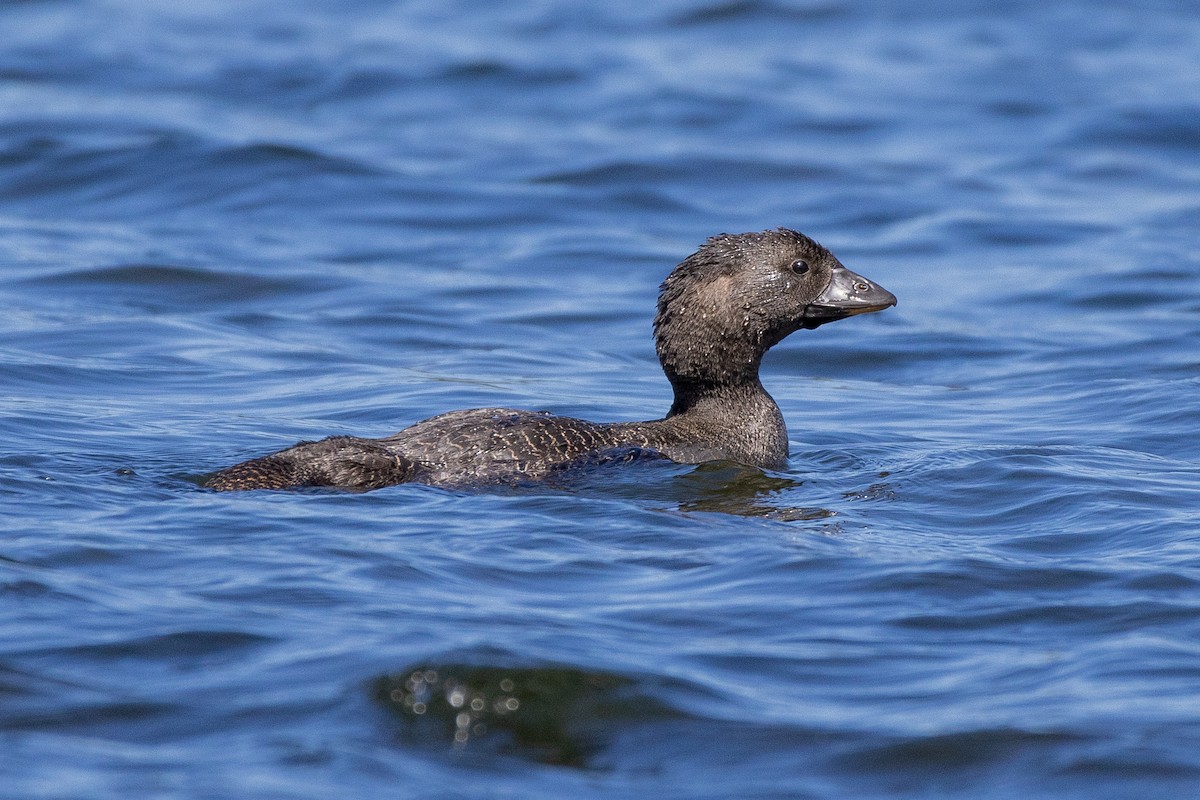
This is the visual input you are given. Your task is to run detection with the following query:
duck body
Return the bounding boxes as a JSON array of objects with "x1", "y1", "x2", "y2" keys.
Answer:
[
  {"x1": 205, "y1": 228, "x2": 895, "y2": 491},
  {"x1": 206, "y1": 396, "x2": 782, "y2": 490}
]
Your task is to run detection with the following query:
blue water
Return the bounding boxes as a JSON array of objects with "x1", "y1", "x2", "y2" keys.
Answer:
[{"x1": 2, "y1": 0, "x2": 1199, "y2": 797}]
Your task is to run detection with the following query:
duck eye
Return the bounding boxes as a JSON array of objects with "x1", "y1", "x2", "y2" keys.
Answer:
[{"x1": 789, "y1": 259, "x2": 810, "y2": 275}]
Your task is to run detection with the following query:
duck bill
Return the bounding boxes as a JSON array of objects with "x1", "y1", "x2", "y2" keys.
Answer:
[{"x1": 800, "y1": 265, "x2": 897, "y2": 329}]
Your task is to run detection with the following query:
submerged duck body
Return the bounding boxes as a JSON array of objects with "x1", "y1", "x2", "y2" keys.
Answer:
[{"x1": 206, "y1": 228, "x2": 895, "y2": 491}]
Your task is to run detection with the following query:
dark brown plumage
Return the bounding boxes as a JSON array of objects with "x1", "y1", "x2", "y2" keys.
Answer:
[{"x1": 205, "y1": 228, "x2": 895, "y2": 491}]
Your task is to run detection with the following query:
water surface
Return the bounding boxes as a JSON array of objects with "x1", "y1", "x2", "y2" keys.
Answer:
[{"x1": 2, "y1": 1, "x2": 1199, "y2": 798}]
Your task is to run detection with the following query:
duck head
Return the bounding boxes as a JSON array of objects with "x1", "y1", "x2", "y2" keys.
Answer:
[{"x1": 654, "y1": 228, "x2": 896, "y2": 391}]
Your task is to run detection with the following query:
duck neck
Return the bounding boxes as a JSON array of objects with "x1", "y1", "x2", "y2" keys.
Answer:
[
  {"x1": 660, "y1": 375, "x2": 789, "y2": 468},
  {"x1": 657, "y1": 325, "x2": 768, "y2": 410},
  {"x1": 659, "y1": 316, "x2": 775, "y2": 404},
  {"x1": 665, "y1": 373, "x2": 770, "y2": 417},
  {"x1": 652, "y1": 300, "x2": 790, "y2": 466}
]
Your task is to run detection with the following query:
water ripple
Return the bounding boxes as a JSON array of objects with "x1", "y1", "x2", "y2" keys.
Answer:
[{"x1": 3, "y1": 0, "x2": 1200, "y2": 797}]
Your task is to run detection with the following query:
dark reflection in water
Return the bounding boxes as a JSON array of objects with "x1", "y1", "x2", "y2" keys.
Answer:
[
  {"x1": 559, "y1": 458, "x2": 836, "y2": 521},
  {"x1": 673, "y1": 462, "x2": 834, "y2": 520},
  {"x1": 373, "y1": 660, "x2": 677, "y2": 768}
]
